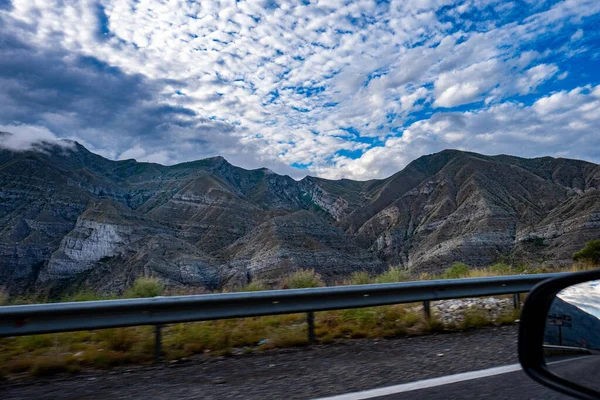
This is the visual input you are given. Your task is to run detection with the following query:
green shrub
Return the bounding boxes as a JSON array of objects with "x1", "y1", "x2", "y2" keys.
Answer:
[
  {"x1": 241, "y1": 281, "x2": 268, "y2": 292},
  {"x1": 573, "y1": 240, "x2": 600, "y2": 264},
  {"x1": 124, "y1": 277, "x2": 164, "y2": 298},
  {"x1": 63, "y1": 290, "x2": 106, "y2": 302},
  {"x1": 374, "y1": 267, "x2": 407, "y2": 283},
  {"x1": 99, "y1": 328, "x2": 137, "y2": 352},
  {"x1": 281, "y1": 269, "x2": 325, "y2": 289},
  {"x1": 344, "y1": 271, "x2": 372, "y2": 285},
  {"x1": 442, "y1": 262, "x2": 470, "y2": 279},
  {"x1": 18, "y1": 334, "x2": 55, "y2": 351},
  {"x1": 496, "y1": 308, "x2": 522, "y2": 325},
  {"x1": 487, "y1": 263, "x2": 513, "y2": 275},
  {"x1": 29, "y1": 356, "x2": 78, "y2": 377},
  {"x1": 459, "y1": 309, "x2": 490, "y2": 329},
  {"x1": 259, "y1": 326, "x2": 308, "y2": 349}
]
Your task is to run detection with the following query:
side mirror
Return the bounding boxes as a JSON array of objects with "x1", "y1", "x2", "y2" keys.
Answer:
[{"x1": 519, "y1": 269, "x2": 600, "y2": 399}]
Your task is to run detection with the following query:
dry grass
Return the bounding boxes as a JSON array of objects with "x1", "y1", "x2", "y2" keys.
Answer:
[
  {"x1": 373, "y1": 267, "x2": 408, "y2": 283},
  {"x1": 342, "y1": 271, "x2": 373, "y2": 285},
  {"x1": 241, "y1": 281, "x2": 270, "y2": 292},
  {"x1": 2, "y1": 261, "x2": 592, "y2": 379},
  {"x1": 280, "y1": 269, "x2": 325, "y2": 289},
  {"x1": 0, "y1": 305, "x2": 515, "y2": 379}
]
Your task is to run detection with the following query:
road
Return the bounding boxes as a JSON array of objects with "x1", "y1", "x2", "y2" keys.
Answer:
[
  {"x1": 324, "y1": 355, "x2": 600, "y2": 399},
  {"x1": 318, "y1": 363, "x2": 571, "y2": 400},
  {"x1": 0, "y1": 325, "x2": 583, "y2": 399},
  {"x1": 547, "y1": 354, "x2": 600, "y2": 391}
]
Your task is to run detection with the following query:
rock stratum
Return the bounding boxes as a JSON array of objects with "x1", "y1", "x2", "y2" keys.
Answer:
[{"x1": 1, "y1": 135, "x2": 599, "y2": 295}]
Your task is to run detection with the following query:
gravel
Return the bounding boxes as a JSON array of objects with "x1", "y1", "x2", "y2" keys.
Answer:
[
  {"x1": 0, "y1": 325, "x2": 519, "y2": 400},
  {"x1": 431, "y1": 297, "x2": 516, "y2": 324}
]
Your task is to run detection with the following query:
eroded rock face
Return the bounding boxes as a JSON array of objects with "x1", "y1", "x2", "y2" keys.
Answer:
[
  {"x1": 348, "y1": 152, "x2": 600, "y2": 273},
  {"x1": 223, "y1": 211, "x2": 385, "y2": 286},
  {"x1": 1, "y1": 140, "x2": 599, "y2": 295},
  {"x1": 41, "y1": 220, "x2": 133, "y2": 281}
]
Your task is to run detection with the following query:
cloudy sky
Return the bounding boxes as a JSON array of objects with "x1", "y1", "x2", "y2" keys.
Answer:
[
  {"x1": 0, "y1": 0, "x2": 599, "y2": 180},
  {"x1": 558, "y1": 280, "x2": 600, "y2": 320}
]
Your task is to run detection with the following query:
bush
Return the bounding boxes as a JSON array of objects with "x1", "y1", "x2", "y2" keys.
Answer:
[
  {"x1": 63, "y1": 290, "x2": 106, "y2": 302},
  {"x1": 487, "y1": 263, "x2": 513, "y2": 276},
  {"x1": 573, "y1": 240, "x2": 600, "y2": 264},
  {"x1": 344, "y1": 271, "x2": 372, "y2": 285},
  {"x1": 29, "y1": 356, "x2": 77, "y2": 377},
  {"x1": 241, "y1": 281, "x2": 268, "y2": 292},
  {"x1": 442, "y1": 262, "x2": 470, "y2": 279},
  {"x1": 125, "y1": 277, "x2": 164, "y2": 298},
  {"x1": 459, "y1": 309, "x2": 490, "y2": 329},
  {"x1": 281, "y1": 269, "x2": 325, "y2": 289},
  {"x1": 374, "y1": 267, "x2": 407, "y2": 283},
  {"x1": 99, "y1": 328, "x2": 137, "y2": 352}
]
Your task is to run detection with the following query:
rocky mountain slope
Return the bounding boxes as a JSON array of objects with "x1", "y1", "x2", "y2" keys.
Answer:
[{"x1": 1, "y1": 135, "x2": 599, "y2": 295}]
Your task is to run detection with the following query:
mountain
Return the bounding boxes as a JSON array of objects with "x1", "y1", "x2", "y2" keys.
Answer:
[
  {"x1": 1, "y1": 135, "x2": 599, "y2": 295},
  {"x1": 545, "y1": 296, "x2": 600, "y2": 350}
]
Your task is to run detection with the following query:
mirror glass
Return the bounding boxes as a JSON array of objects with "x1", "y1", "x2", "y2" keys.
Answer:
[{"x1": 543, "y1": 279, "x2": 600, "y2": 391}]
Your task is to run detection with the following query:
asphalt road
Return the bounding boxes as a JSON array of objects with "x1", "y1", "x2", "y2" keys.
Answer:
[
  {"x1": 373, "y1": 368, "x2": 569, "y2": 400},
  {"x1": 1, "y1": 325, "x2": 590, "y2": 399},
  {"x1": 320, "y1": 364, "x2": 572, "y2": 400},
  {"x1": 324, "y1": 356, "x2": 600, "y2": 399},
  {"x1": 548, "y1": 355, "x2": 600, "y2": 392}
]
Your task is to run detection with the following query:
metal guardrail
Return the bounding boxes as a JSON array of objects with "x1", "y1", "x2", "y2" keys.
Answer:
[
  {"x1": 544, "y1": 344, "x2": 593, "y2": 354},
  {"x1": 0, "y1": 273, "x2": 566, "y2": 361}
]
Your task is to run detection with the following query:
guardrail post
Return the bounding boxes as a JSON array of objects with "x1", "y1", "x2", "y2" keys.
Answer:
[
  {"x1": 154, "y1": 325, "x2": 163, "y2": 363},
  {"x1": 307, "y1": 311, "x2": 316, "y2": 344},
  {"x1": 513, "y1": 293, "x2": 521, "y2": 309},
  {"x1": 0, "y1": 273, "x2": 567, "y2": 339},
  {"x1": 423, "y1": 300, "x2": 431, "y2": 320}
]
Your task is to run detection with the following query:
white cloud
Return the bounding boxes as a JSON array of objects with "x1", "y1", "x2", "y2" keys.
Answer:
[
  {"x1": 0, "y1": 0, "x2": 599, "y2": 179},
  {"x1": 558, "y1": 280, "x2": 600, "y2": 319},
  {"x1": 434, "y1": 59, "x2": 501, "y2": 108},
  {"x1": 118, "y1": 145, "x2": 147, "y2": 161},
  {"x1": 571, "y1": 29, "x2": 584, "y2": 41},
  {"x1": 0, "y1": 124, "x2": 67, "y2": 151},
  {"x1": 313, "y1": 85, "x2": 600, "y2": 179},
  {"x1": 516, "y1": 64, "x2": 559, "y2": 94}
]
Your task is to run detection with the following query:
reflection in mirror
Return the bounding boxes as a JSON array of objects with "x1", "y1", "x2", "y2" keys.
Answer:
[{"x1": 544, "y1": 280, "x2": 600, "y2": 392}]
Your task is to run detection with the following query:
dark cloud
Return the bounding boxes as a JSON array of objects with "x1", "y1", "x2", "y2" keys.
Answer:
[
  {"x1": 0, "y1": 16, "x2": 237, "y2": 160},
  {"x1": 0, "y1": 31, "x2": 197, "y2": 140},
  {"x1": 0, "y1": 24, "x2": 296, "y2": 174}
]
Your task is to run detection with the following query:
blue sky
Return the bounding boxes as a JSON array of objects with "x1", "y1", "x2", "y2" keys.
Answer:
[{"x1": 0, "y1": 0, "x2": 599, "y2": 179}]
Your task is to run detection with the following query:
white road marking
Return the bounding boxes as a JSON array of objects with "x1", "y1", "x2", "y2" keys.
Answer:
[
  {"x1": 313, "y1": 364, "x2": 522, "y2": 400},
  {"x1": 314, "y1": 357, "x2": 586, "y2": 400}
]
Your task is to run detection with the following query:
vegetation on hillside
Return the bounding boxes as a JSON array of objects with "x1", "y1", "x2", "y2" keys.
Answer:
[
  {"x1": 573, "y1": 240, "x2": 600, "y2": 264},
  {"x1": 280, "y1": 269, "x2": 325, "y2": 289},
  {"x1": 124, "y1": 277, "x2": 164, "y2": 298}
]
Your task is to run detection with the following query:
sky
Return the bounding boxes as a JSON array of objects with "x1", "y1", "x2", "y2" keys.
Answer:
[
  {"x1": 0, "y1": 0, "x2": 599, "y2": 180},
  {"x1": 558, "y1": 280, "x2": 600, "y2": 321}
]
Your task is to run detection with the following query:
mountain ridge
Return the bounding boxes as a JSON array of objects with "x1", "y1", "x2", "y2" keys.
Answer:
[{"x1": 1, "y1": 136, "x2": 599, "y2": 295}]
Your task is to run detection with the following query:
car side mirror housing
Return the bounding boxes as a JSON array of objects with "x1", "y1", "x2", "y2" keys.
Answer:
[{"x1": 519, "y1": 269, "x2": 600, "y2": 399}]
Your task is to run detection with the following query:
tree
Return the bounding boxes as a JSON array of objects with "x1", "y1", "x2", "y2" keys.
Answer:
[{"x1": 573, "y1": 240, "x2": 600, "y2": 265}]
